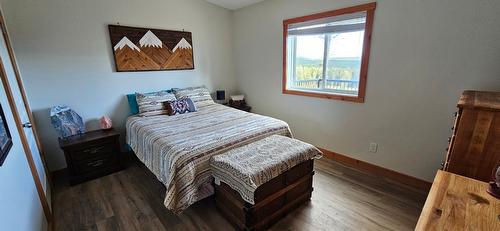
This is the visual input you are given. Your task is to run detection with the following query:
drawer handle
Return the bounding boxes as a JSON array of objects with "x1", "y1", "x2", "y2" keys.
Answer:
[
  {"x1": 87, "y1": 160, "x2": 104, "y2": 167},
  {"x1": 84, "y1": 146, "x2": 105, "y2": 154}
]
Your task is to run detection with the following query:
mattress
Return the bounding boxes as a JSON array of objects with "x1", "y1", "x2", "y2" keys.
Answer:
[{"x1": 126, "y1": 103, "x2": 292, "y2": 213}]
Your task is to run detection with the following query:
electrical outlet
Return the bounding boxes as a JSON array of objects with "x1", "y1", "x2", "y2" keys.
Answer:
[{"x1": 369, "y1": 142, "x2": 378, "y2": 153}]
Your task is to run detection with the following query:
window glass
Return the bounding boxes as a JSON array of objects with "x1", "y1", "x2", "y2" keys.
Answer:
[
  {"x1": 292, "y1": 35, "x2": 325, "y2": 90},
  {"x1": 325, "y1": 31, "x2": 364, "y2": 94}
]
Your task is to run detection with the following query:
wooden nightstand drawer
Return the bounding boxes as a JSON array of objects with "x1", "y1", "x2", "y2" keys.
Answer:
[
  {"x1": 72, "y1": 141, "x2": 115, "y2": 161},
  {"x1": 73, "y1": 153, "x2": 117, "y2": 175}
]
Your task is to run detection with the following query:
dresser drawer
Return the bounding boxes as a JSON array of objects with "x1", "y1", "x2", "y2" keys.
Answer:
[
  {"x1": 73, "y1": 153, "x2": 118, "y2": 175},
  {"x1": 71, "y1": 141, "x2": 116, "y2": 161}
]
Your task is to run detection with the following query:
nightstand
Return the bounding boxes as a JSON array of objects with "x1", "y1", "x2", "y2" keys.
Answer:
[
  {"x1": 230, "y1": 104, "x2": 252, "y2": 112},
  {"x1": 59, "y1": 129, "x2": 123, "y2": 185},
  {"x1": 225, "y1": 100, "x2": 252, "y2": 112}
]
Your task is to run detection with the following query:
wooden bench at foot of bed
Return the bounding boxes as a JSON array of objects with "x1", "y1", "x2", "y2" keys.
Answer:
[
  {"x1": 210, "y1": 135, "x2": 322, "y2": 230},
  {"x1": 215, "y1": 160, "x2": 315, "y2": 231}
]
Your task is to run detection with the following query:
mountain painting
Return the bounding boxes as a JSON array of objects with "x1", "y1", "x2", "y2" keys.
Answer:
[{"x1": 108, "y1": 25, "x2": 194, "y2": 72}]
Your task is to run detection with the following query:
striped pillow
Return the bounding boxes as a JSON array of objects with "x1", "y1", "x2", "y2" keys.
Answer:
[
  {"x1": 173, "y1": 86, "x2": 214, "y2": 108},
  {"x1": 135, "y1": 90, "x2": 176, "y2": 117}
]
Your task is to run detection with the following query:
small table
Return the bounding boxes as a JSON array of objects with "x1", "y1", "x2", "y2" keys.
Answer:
[
  {"x1": 230, "y1": 104, "x2": 251, "y2": 112},
  {"x1": 59, "y1": 129, "x2": 123, "y2": 185},
  {"x1": 223, "y1": 103, "x2": 252, "y2": 112},
  {"x1": 415, "y1": 170, "x2": 500, "y2": 230}
]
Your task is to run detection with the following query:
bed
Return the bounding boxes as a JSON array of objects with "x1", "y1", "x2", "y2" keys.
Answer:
[{"x1": 126, "y1": 103, "x2": 292, "y2": 213}]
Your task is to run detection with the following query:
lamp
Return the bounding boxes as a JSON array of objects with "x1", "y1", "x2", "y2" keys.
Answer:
[
  {"x1": 216, "y1": 90, "x2": 226, "y2": 100},
  {"x1": 216, "y1": 90, "x2": 225, "y2": 102},
  {"x1": 487, "y1": 165, "x2": 500, "y2": 199}
]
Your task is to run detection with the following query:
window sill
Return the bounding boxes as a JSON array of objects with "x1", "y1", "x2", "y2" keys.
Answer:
[{"x1": 282, "y1": 89, "x2": 365, "y2": 103}]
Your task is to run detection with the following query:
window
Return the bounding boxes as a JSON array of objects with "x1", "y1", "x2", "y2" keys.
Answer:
[{"x1": 283, "y1": 3, "x2": 376, "y2": 103}]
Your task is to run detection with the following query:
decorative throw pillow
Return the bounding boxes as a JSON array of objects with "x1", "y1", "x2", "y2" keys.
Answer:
[
  {"x1": 164, "y1": 98, "x2": 197, "y2": 116},
  {"x1": 127, "y1": 89, "x2": 172, "y2": 115},
  {"x1": 173, "y1": 86, "x2": 214, "y2": 108},
  {"x1": 135, "y1": 90, "x2": 176, "y2": 117}
]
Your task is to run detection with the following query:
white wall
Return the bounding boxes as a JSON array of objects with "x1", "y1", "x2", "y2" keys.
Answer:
[
  {"x1": 0, "y1": 79, "x2": 46, "y2": 230},
  {"x1": 233, "y1": 0, "x2": 500, "y2": 181},
  {"x1": 3, "y1": 0, "x2": 500, "y2": 182},
  {"x1": 0, "y1": 0, "x2": 236, "y2": 170}
]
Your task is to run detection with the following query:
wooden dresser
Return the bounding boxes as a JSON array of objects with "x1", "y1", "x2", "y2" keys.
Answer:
[
  {"x1": 443, "y1": 90, "x2": 500, "y2": 182},
  {"x1": 59, "y1": 129, "x2": 123, "y2": 185},
  {"x1": 416, "y1": 170, "x2": 500, "y2": 230}
]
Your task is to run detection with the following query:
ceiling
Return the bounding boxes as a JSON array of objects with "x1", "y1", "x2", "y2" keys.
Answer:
[{"x1": 205, "y1": 0, "x2": 265, "y2": 10}]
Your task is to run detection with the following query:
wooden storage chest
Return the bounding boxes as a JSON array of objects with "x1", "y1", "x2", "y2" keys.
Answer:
[{"x1": 214, "y1": 160, "x2": 314, "y2": 231}]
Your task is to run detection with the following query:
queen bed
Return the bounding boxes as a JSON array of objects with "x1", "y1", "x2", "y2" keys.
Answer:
[{"x1": 126, "y1": 99, "x2": 291, "y2": 213}]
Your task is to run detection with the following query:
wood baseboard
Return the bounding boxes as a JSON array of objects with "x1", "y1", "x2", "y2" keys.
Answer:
[
  {"x1": 319, "y1": 148, "x2": 432, "y2": 192},
  {"x1": 52, "y1": 149, "x2": 431, "y2": 192}
]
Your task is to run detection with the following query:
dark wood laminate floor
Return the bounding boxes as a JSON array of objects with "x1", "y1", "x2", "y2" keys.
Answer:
[{"x1": 53, "y1": 157, "x2": 427, "y2": 231}]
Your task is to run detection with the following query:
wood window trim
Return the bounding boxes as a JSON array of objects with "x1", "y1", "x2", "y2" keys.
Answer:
[{"x1": 282, "y1": 2, "x2": 376, "y2": 103}]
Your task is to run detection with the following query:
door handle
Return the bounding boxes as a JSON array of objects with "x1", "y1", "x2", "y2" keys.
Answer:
[{"x1": 22, "y1": 122, "x2": 32, "y2": 128}]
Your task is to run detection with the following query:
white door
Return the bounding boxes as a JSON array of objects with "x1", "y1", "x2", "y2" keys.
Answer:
[
  {"x1": 0, "y1": 27, "x2": 48, "y2": 193},
  {"x1": 0, "y1": 78, "x2": 47, "y2": 231}
]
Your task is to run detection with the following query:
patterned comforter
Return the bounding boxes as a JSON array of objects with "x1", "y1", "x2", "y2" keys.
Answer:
[
  {"x1": 126, "y1": 103, "x2": 292, "y2": 213},
  {"x1": 211, "y1": 135, "x2": 322, "y2": 205}
]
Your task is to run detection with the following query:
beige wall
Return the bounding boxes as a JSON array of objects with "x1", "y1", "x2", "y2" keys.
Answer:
[
  {"x1": 0, "y1": 0, "x2": 236, "y2": 170},
  {"x1": 233, "y1": 0, "x2": 500, "y2": 181}
]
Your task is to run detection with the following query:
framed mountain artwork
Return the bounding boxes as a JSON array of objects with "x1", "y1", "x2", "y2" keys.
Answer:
[{"x1": 108, "y1": 25, "x2": 194, "y2": 72}]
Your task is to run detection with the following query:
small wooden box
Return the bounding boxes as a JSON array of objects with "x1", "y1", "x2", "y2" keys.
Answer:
[
  {"x1": 59, "y1": 129, "x2": 123, "y2": 185},
  {"x1": 215, "y1": 160, "x2": 314, "y2": 231}
]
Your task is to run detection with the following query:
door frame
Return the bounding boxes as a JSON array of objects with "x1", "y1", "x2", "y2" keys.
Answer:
[
  {"x1": 0, "y1": 10, "x2": 52, "y2": 187},
  {"x1": 0, "y1": 8, "x2": 53, "y2": 225}
]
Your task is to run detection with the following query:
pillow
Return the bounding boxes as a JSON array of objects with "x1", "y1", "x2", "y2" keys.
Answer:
[
  {"x1": 164, "y1": 98, "x2": 197, "y2": 115},
  {"x1": 127, "y1": 89, "x2": 172, "y2": 115},
  {"x1": 173, "y1": 86, "x2": 214, "y2": 108},
  {"x1": 127, "y1": 94, "x2": 140, "y2": 115},
  {"x1": 135, "y1": 90, "x2": 176, "y2": 117}
]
